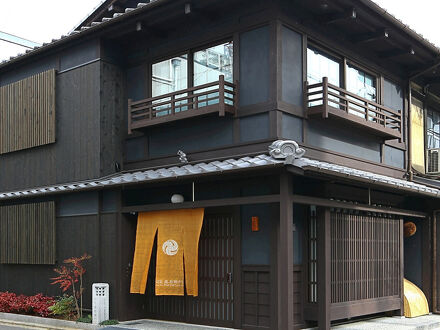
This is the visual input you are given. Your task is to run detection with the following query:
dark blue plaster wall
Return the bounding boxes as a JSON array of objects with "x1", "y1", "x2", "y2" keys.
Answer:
[
  {"x1": 240, "y1": 113, "x2": 270, "y2": 142},
  {"x1": 241, "y1": 204, "x2": 272, "y2": 265},
  {"x1": 239, "y1": 26, "x2": 270, "y2": 106},
  {"x1": 281, "y1": 26, "x2": 303, "y2": 106},
  {"x1": 148, "y1": 116, "x2": 234, "y2": 158},
  {"x1": 404, "y1": 218, "x2": 422, "y2": 289},
  {"x1": 282, "y1": 113, "x2": 303, "y2": 142},
  {"x1": 306, "y1": 121, "x2": 382, "y2": 162},
  {"x1": 384, "y1": 145, "x2": 405, "y2": 169}
]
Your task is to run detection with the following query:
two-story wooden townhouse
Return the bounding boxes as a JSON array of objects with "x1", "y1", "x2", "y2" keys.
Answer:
[{"x1": 2, "y1": 0, "x2": 440, "y2": 329}]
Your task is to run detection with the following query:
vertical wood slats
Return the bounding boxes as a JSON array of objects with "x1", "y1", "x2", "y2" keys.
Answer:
[
  {"x1": 0, "y1": 201, "x2": 56, "y2": 264},
  {"x1": 145, "y1": 213, "x2": 235, "y2": 327},
  {"x1": 330, "y1": 212, "x2": 401, "y2": 304},
  {"x1": 0, "y1": 69, "x2": 56, "y2": 154}
]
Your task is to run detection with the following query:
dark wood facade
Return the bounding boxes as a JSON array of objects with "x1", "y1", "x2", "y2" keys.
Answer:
[{"x1": 1, "y1": 0, "x2": 440, "y2": 329}]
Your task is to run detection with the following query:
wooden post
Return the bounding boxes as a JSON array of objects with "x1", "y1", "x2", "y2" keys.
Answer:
[
  {"x1": 433, "y1": 212, "x2": 438, "y2": 313},
  {"x1": 304, "y1": 81, "x2": 309, "y2": 118},
  {"x1": 399, "y1": 218, "x2": 405, "y2": 316},
  {"x1": 278, "y1": 171, "x2": 294, "y2": 330},
  {"x1": 219, "y1": 75, "x2": 225, "y2": 117},
  {"x1": 317, "y1": 207, "x2": 331, "y2": 329},
  {"x1": 127, "y1": 99, "x2": 132, "y2": 135},
  {"x1": 234, "y1": 79, "x2": 239, "y2": 115},
  {"x1": 322, "y1": 77, "x2": 329, "y2": 118},
  {"x1": 171, "y1": 94, "x2": 175, "y2": 115}
]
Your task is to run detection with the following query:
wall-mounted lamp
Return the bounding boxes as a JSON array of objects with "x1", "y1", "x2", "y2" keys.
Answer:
[{"x1": 171, "y1": 194, "x2": 184, "y2": 204}]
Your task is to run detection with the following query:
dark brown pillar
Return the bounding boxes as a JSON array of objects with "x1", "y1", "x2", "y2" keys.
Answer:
[
  {"x1": 317, "y1": 207, "x2": 331, "y2": 329},
  {"x1": 278, "y1": 171, "x2": 294, "y2": 329}
]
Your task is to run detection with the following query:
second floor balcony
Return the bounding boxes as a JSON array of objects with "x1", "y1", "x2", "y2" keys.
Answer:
[
  {"x1": 306, "y1": 77, "x2": 402, "y2": 140},
  {"x1": 128, "y1": 76, "x2": 237, "y2": 133}
]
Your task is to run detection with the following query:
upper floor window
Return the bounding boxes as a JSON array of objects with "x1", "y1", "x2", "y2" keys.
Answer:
[
  {"x1": 307, "y1": 47, "x2": 340, "y2": 86},
  {"x1": 194, "y1": 42, "x2": 233, "y2": 86},
  {"x1": 427, "y1": 109, "x2": 440, "y2": 149},
  {"x1": 346, "y1": 64, "x2": 377, "y2": 102},
  {"x1": 151, "y1": 41, "x2": 233, "y2": 98},
  {"x1": 152, "y1": 55, "x2": 188, "y2": 98}
]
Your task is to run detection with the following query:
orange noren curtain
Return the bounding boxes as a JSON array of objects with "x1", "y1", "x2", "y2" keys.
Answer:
[{"x1": 130, "y1": 208, "x2": 204, "y2": 296}]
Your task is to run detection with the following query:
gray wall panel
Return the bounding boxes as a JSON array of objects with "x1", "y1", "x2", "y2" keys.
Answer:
[
  {"x1": 239, "y1": 26, "x2": 270, "y2": 106},
  {"x1": 125, "y1": 137, "x2": 147, "y2": 162},
  {"x1": 149, "y1": 117, "x2": 233, "y2": 158},
  {"x1": 281, "y1": 26, "x2": 303, "y2": 106},
  {"x1": 59, "y1": 39, "x2": 100, "y2": 71},
  {"x1": 240, "y1": 113, "x2": 270, "y2": 142},
  {"x1": 384, "y1": 145, "x2": 405, "y2": 169},
  {"x1": 307, "y1": 121, "x2": 381, "y2": 162},
  {"x1": 126, "y1": 65, "x2": 146, "y2": 101},
  {"x1": 383, "y1": 79, "x2": 404, "y2": 112},
  {"x1": 282, "y1": 113, "x2": 303, "y2": 142}
]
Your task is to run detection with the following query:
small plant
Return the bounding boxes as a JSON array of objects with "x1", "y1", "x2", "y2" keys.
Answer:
[
  {"x1": 77, "y1": 314, "x2": 92, "y2": 323},
  {"x1": 50, "y1": 253, "x2": 92, "y2": 319},
  {"x1": 100, "y1": 319, "x2": 119, "y2": 326},
  {"x1": 48, "y1": 295, "x2": 75, "y2": 319}
]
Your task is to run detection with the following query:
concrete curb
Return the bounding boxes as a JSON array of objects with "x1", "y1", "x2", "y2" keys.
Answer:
[{"x1": 0, "y1": 312, "x2": 100, "y2": 329}]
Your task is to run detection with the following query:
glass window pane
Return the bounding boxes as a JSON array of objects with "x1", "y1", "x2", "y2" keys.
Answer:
[
  {"x1": 193, "y1": 41, "x2": 233, "y2": 86},
  {"x1": 152, "y1": 55, "x2": 188, "y2": 97},
  {"x1": 307, "y1": 48, "x2": 340, "y2": 86},
  {"x1": 346, "y1": 64, "x2": 376, "y2": 102}
]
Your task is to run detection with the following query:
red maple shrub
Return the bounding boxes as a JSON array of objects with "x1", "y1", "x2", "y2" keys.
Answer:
[
  {"x1": 51, "y1": 253, "x2": 92, "y2": 319},
  {"x1": 0, "y1": 292, "x2": 55, "y2": 317}
]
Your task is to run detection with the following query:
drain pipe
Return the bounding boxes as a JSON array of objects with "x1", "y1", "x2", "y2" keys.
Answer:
[{"x1": 407, "y1": 80, "x2": 413, "y2": 181}]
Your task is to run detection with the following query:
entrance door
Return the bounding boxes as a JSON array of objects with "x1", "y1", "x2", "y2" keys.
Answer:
[
  {"x1": 187, "y1": 212, "x2": 237, "y2": 327},
  {"x1": 144, "y1": 210, "x2": 239, "y2": 328}
]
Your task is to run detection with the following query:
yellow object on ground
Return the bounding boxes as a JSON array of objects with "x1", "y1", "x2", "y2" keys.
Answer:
[
  {"x1": 130, "y1": 209, "x2": 204, "y2": 296},
  {"x1": 404, "y1": 278, "x2": 429, "y2": 318}
]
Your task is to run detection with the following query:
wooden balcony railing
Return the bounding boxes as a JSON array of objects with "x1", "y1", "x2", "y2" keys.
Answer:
[
  {"x1": 128, "y1": 75, "x2": 237, "y2": 132},
  {"x1": 305, "y1": 77, "x2": 402, "y2": 139}
]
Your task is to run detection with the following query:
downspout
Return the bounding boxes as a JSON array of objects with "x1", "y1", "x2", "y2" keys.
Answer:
[{"x1": 408, "y1": 80, "x2": 413, "y2": 181}]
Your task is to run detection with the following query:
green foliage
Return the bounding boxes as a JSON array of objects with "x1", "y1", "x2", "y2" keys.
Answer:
[
  {"x1": 76, "y1": 314, "x2": 92, "y2": 323},
  {"x1": 100, "y1": 319, "x2": 119, "y2": 325},
  {"x1": 48, "y1": 295, "x2": 75, "y2": 318}
]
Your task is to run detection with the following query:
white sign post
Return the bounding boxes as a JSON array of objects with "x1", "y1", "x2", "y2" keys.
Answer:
[{"x1": 92, "y1": 283, "x2": 109, "y2": 325}]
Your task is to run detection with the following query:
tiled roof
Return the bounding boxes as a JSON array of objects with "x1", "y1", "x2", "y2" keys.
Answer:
[
  {"x1": 1, "y1": 0, "x2": 440, "y2": 69},
  {"x1": 1, "y1": 140, "x2": 440, "y2": 201},
  {"x1": 0, "y1": 154, "x2": 283, "y2": 200},
  {"x1": 292, "y1": 157, "x2": 440, "y2": 197}
]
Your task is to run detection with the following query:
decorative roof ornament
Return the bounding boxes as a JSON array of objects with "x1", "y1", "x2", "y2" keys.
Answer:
[
  {"x1": 177, "y1": 150, "x2": 188, "y2": 163},
  {"x1": 268, "y1": 140, "x2": 305, "y2": 164}
]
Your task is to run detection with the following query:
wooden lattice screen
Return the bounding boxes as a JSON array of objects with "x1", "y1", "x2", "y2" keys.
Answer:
[
  {"x1": 0, "y1": 201, "x2": 56, "y2": 264},
  {"x1": 330, "y1": 212, "x2": 401, "y2": 304},
  {"x1": 0, "y1": 69, "x2": 56, "y2": 154}
]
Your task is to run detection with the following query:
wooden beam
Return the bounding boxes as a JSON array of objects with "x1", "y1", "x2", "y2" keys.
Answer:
[
  {"x1": 379, "y1": 47, "x2": 415, "y2": 59},
  {"x1": 352, "y1": 29, "x2": 389, "y2": 44},
  {"x1": 290, "y1": 194, "x2": 427, "y2": 218},
  {"x1": 317, "y1": 208, "x2": 331, "y2": 329},
  {"x1": 121, "y1": 194, "x2": 280, "y2": 213},
  {"x1": 277, "y1": 171, "x2": 294, "y2": 329},
  {"x1": 322, "y1": 8, "x2": 356, "y2": 24}
]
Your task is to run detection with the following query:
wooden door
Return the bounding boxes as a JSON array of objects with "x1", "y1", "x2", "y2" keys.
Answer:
[
  {"x1": 145, "y1": 210, "x2": 239, "y2": 328},
  {"x1": 186, "y1": 212, "x2": 237, "y2": 327}
]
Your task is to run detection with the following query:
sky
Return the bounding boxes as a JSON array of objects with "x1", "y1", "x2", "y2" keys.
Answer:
[{"x1": 0, "y1": 1, "x2": 440, "y2": 61}]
